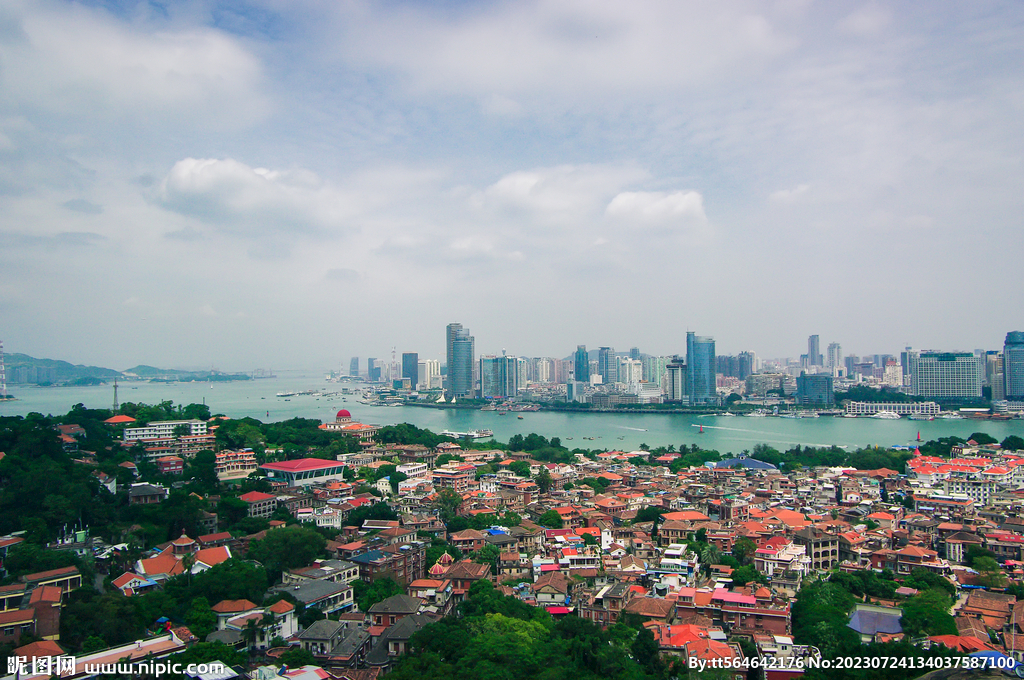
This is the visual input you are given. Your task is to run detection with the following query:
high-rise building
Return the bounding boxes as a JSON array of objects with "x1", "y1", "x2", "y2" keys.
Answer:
[
  {"x1": 686, "y1": 332, "x2": 716, "y2": 406},
  {"x1": 907, "y1": 350, "x2": 982, "y2": 400},
  {"x1": 402, "y1": 353, "x2": 419, "y2": 388},
  {"x1": 349, "y1": 357, "x2": 359, "y2": 377},
  {"x1": 479, "y1": 354, "x2": 519, "y2": 399},
  {"x1": 985, "y1": 351, "x2": 1004, "y2": 401},
  {"x1": 665, "y1": 356, "x2": 686, "y2": 402},
  {"x1": 629, "y1": 347, "x2": 641, "y2": 361},
  {"x1": 807, "y1": 335, "x2": 822, "y2": 367},
  {"x1": 737, "y1": 351, "x2": 756, "y2": 381},
  {"x1": 598, "y1": 347, "x2": 618, "y2": 386},
  {"x1": 618, "y1": 357, "x2": 642, "y2": 388},
  {"x1": 796, "y1": 372, "x2": 834, "y2": 406},
  {"x1": 574, "y1": 345, "x2": 589, "y2": 384},
  {"x1": 367, "y1": 357, "x2": 381, "y2": 382},
  {"x1": 445, "y1": 323, "x2": 475, "y2": 397},
  {"x1": 418, "y1": 359, "x2": 441, "y2": 390},
  {"x1": 642, "y1": 355, "x2": 669, "y2": 387},
  {"x1": 1005, "y1": 332, "x2": 1024, "y2": 401},
  {"x1": 826, "y1": 343, "x2": 842, "y2": 376}
]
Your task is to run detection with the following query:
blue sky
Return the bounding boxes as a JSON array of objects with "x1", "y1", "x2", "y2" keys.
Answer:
[{"x1": 1, "y1": 0, "x2": 1022, "y2": 371}]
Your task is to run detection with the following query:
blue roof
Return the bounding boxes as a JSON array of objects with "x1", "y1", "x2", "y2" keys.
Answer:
[
  {"x1": 350, "y1": 550, "x2": 385, "y2": 564},
  {"x1": 713, "y1": 455, "x2": 777, "y2": 470},
  {"x1": 847, "y1": 609, "x2": 903, "y2": 635}
]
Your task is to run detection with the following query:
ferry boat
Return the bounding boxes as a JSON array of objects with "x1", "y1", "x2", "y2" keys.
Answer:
[
  {"x1": 908, "y1": 414, "x2": 934, "y2": 421},
  {"x1": 439, "y1": 429, "x2": 495, "y2": 439},
  {"x1": 871, "y1": 411, "x2": 901, "y2": 420}
]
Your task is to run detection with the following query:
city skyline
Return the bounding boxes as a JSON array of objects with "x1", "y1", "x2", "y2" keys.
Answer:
[{"x1": 1, "y1": 2, "x2": 1022, "y2": 370}]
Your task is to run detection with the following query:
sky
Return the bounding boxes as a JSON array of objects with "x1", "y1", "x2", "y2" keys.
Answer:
[{"x1": 1, "y1": 0, "x2": 1022, "y2": 372}]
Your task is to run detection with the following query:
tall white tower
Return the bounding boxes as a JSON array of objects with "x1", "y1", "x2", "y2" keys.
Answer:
[{"x1": 0, "y1": 339, "x2": 7, "y2": 399}]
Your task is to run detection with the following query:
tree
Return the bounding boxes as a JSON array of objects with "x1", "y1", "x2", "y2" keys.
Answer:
[
  {"x1": 278, "y1": 647, "x2": 316, "y2": 667},
  {"x1": 900, "y1": 590, "x2": 957, "y2": 637},
  {"x1": 185, "y1": 597, "x2": 217, "y2": 640},
  {"x1": 436, "y1": 488, "x2": 463, "y2": 525},
  {"x1": 974, "y1": 556, "x2": 1007, "y2": 588},
  {"x1": 732, "y1": 537, "x2": 757, "y2": 565},
  {"x1": 730, "y1": 565, "x2": 767, "y2": 587},
  {"x1": 1002, "y1": 435, "x2": 1024, "y2": 451},
  {"x1": 537, "y1": 510, "x2": 563, "y2": 529},
  {"x1": 473, "y1": 544, "x2": 502, "y2": 574},
  {"x1": 968, "y1": 432, "x2": 998, "y2": 445},
  {"x1": 509, "y1": 460, "x2": 531, "y2": 478},
  {"x1": 535, "y1": 468, "x2": 552, "y2": 493},
  {"x1": 246, "y1": 526, "x2": 326, "y2": 582},
  {"x1": 355, "y1": 577, "x2": 402, "y2": 611}
]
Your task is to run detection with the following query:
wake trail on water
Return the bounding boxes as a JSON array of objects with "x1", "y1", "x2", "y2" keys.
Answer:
[{"x1": 689, "y1": 424, "x2": 851, "y2": 449}]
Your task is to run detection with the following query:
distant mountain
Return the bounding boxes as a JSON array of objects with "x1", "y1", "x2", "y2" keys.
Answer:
[
  {"x1": 2, "y1": 355, "x2": 250, "y2": 385},
  {"x1": 4, "y1": 353, "x2": 121, "y2": 385}
]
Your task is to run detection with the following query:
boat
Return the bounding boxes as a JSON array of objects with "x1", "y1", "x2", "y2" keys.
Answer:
[
  {"x1": 871, "y1": 411, "x2": 901, "y2": 420},
  {"x1": 939, "y1": 412, "x2": 965, "y2": 420},
  {"x1": 908, "y1": 414, "x2": 934, "y2": 421},
  {"x1": 440, "y1": 429, "x2": 494, "y2": 439},
  {"x1": 517, "y1": 415, "x2": 524, "y2": 420},
  {"x1": 746, "y1": 410, "x2": 767, "y2": 417}
]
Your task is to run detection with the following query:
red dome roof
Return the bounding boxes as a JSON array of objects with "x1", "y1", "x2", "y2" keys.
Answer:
[{"x1": 336, "y1": 409, "x2": 351, "y2": 418}]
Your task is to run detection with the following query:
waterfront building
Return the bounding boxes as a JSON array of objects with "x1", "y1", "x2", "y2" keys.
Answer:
[
  {"x1": 418, "y1": 359, "x2": 441, "y2": 390},
  {"x1": 844, "y1": 401, "x2": 940, "y2": 416},
  {"x1": 686, "y1": 332, "x2": 716, "y2": 406},
  {"x1": 665, "y1": 357, "x2": 686, "y2": 402},
  {"x1": 479, "y1": 354, "x2": 519, "y2": 399},
  {"x1": 795, "y1": 372, "x2": 834, "y2": 407},
  {"x1": 402, "y1": 353, "x2": 418, "y2": 388},
  {"x1": 985, "y1": 351, "x2": 1004, "y2": 401},
  {"x1": 598, "y1": 347, "x2": 618, "y2": 386},
  {"x1": 1005, "y1": 331, "x2": 1024, "y2": 401},
  {"x1": 907, "y1": 350, "x2": 982, "y2": 400},
  {"x1": 445, "y1": 323, "x2": 475, "y2": 397},
  {"x1": 574, "y1": 345, "x2": 589, "y2": 384}
]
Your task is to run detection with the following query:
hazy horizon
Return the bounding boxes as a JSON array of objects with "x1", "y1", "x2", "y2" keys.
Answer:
[{"x1": 1, "y1": 1, "x2": 1021, "y2": 371}]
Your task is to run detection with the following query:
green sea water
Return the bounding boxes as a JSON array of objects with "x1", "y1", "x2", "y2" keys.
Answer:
[{"x1": 2, "y1": 371, "x2": 1021, "y2": 455}]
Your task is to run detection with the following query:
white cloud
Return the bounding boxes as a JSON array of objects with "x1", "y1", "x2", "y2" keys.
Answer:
[
  {"x1": 768, "y1": 184, "x2": 811, "y2": 204},
  {"x1": 157, "y1": 158, "x2": 354, "y2": 238},
  {"x1": 0, "y1": 1, "x2": 268, "y2": 125}
]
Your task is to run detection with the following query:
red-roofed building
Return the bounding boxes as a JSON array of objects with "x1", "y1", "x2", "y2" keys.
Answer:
[
  {"x1": 239, "y1": 490, "x2": 278, "y2": 518},
  {"x1": 260, "y1": 458, "x2": 350, "y2": 488}
]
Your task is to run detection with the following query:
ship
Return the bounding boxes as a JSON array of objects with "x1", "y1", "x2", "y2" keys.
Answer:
[
  {"x1": 871, "y1": 411, "x2": 901, "y2": 420},
  {"x1": 440, "y1": 429, "x2": 494, "y2": 439}
]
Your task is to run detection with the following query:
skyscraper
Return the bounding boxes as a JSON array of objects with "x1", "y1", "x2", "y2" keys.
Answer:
[
  {"x1": 629, "y1": 347, "x2": 641, "y2": 360},
  {"x1": 598, "y1": 347, "x2": 618, "y2": 386},
  {"x1": 479, "y1": 354, "x2": 519, "y2": 399},
  {"x1": 446, "y1": 323, "x2": 475, "y2": 397},
  {"x1": 574, "y1": 345, "x2": 589, "y2": 384},
  {"x1": 402, "y1": 352, "x2": 419, "y2": 387},
  {"x1": 665, "y1": 356, "x2": 686, "y2": 402},
  {"x1": 807, "y1": 335, "x2": 823, "y2": 367},
  {"x1": 826, "y1": 343, "x2": 842, "y2": 376},
  {"x1": 686, "y1": 332, "x2": 716, "y2": 406},
  {"x1": 367, "y1": 357, "x2": 381, "y2": 382},
  {"x1": 1005, "y1": 331, "x2": 1024, "y2": 401},
  {"x1": 349, "y1": 357, "x2": 359, "y2": 377}
]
